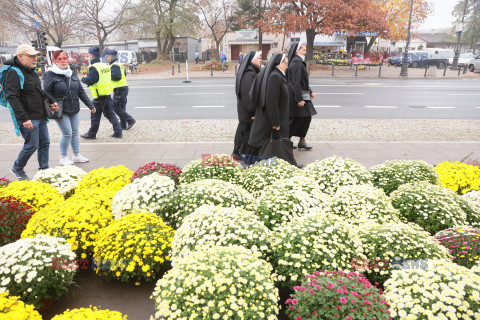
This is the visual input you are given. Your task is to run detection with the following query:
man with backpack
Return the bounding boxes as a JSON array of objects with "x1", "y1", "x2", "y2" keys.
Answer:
[{"x1": 1, "y1": 44, "x2": 58, "y2": 180}]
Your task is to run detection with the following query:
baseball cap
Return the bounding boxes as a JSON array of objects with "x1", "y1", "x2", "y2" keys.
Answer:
[{"x1": 16, "y1": 44, "x2": 40, "y2": 56}]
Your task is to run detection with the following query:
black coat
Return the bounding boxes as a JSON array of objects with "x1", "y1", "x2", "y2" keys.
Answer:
[
  {"x1": 4, "y1": 57, "x2": 56, "y2": 123},
  {"x1": 287, "y1": 54, "x2": 317, "y2": 117},
  {"x1": 43, "y1": 70, "x2": 94, "y2": 114},
  {"x1": 237, "y1": 64, "x2": 259, "y2": 123},
  {"x1": 249, "y1": 68, "x2": 289, "y2": 147}
]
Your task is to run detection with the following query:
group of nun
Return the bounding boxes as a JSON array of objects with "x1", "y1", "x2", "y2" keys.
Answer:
[{"x1": 232, "y1": 42, "x2": 317, "y2": 168}]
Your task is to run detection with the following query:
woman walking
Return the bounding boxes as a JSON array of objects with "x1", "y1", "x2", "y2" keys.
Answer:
[
  {"x1": 287, "y1": 42, "x2": 317, "y2": 150},
  {"x1": 44, "y1": 50, "x2": 96, "y2": 166},
  {"x1": 232, "y1": 50, "x2": 262, "y2": 158}
]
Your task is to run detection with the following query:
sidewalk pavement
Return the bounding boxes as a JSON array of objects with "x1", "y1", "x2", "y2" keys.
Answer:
[{"x1": 2, "y1": 142, "x2": 479, "y2": 179}]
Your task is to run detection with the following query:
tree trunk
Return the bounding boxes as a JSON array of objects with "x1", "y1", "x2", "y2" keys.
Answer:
[
  {"x1": 155, "y1": 30, "x2": 163, "y2": 59},
  {"x1": 99, "y1": 38, "x2": 105, "y2": 59},
  {"x1": 212, "y1": 41, "x2": 221, "y2": 60},
  {"x1": 305, "y1": 28, "x2": 316, "y2": 63},
  {"x1": 163, "y1": 35, "x2": 175, "y2": 58},
  {"x1": 365, "y1": 37, "x2": 377, "y2": 53},
  {"x1": 258, "y1": 27, "x2": 263, "y2": 51}
]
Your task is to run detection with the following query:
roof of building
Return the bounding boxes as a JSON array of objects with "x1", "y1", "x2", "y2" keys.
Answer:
[{"x1": 414, "y1": 32, "x2": 457, "y2": 44}]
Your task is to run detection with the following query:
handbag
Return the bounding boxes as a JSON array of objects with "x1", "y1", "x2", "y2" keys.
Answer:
[
  {"x1": 35, "y1": 84, "x2": 62, "y2": 119},
  {"x1": 55, "y1": 78, "x2": 71, "y2": 119},
  {"x1": 259, "y1": 130, "x2": 297, "y2": 166},
  {"x1": 302, "y1": 90, "x2": 311, "y2": 101}
]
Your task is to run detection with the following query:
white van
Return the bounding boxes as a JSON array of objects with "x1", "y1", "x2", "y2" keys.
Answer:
[{"x1": 425, "y1": 48, "x2": 454, "y2": 59}]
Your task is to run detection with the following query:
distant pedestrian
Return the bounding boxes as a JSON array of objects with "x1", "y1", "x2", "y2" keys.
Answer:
[
  {"x1": 195, "y1": 50, "x2": 200, "y2": 64},
  {"x1": 81, "y1": 46, "x2": 122, "y2": 139},
  {"x1": 105, "y1": 49, "x2": 136, "y2": 130},
  {"x1": 220, "y1": 51, "x2": 226, "y2": 72},
  {"x1": 232, "y1": 50, "x2": 262, "y2": 158},
  {"x1": 238, "y1": 52, "x2": 244, "y2": 65},
  {"x1": 3, "y1": 44, "x2": 58, "y2": 180},
  {"x1": 287, "y1": 42, "x2": 317, "y2": 150},
  {"x1": 44, "y1": 50, "x2": 95, "y2": 166}
]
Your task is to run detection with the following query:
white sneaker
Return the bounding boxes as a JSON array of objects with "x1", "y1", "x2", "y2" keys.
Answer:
[
  {"x1": 72, "y1": 153, "x2": 89, "y2": 163},
  {"x1": 59, "y1": 156, "x2": 74, "y2": 166}
]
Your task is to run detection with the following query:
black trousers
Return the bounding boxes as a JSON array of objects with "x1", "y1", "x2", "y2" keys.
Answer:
[
  {"x1": 86, "y1": 96, "x2": 122, "y2": 136},
  {"x1": 233, "y1": 121, "x2": 252, "y2": 155},
  {"x1": 289, "y1": 116, "x2": 312, "y2": 138}
]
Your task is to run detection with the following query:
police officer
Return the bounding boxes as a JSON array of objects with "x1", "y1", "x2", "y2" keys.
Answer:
[
  {"x1": 80, "y1": 46, "x2": 122, "y2": 139},
  {"x1": 105, "y1": 49, "x2": 135, "y2": 130}
]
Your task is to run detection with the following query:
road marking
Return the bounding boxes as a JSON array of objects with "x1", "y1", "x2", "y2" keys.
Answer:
[
  {"x1": 427, "y1": 106, "x2": 455, "y2": 109},
  {"x1": 130, "y1": 85, "x2": 234, "y2": 88},
  {"x1": 135, "y1": 106, "x2": 167, "y2": 109},
  {"x1": 315, "y1": 105, "x2": 342, "y2": 108},
  {"x1": 364, "y1": 106, "x2": 397, "y2": 108},
  {"x1": 315, "y1": 92, "x2": 363, "y2": 95},
  {"x1": 193, "y1": 105, "x2": 225, "y2": 108},
  {"x1": 174, "y1": 93, "x2": 225, "y2": 96},
  {"x1": 446, "y1": 93, "x2": 480, "y2": 96}
]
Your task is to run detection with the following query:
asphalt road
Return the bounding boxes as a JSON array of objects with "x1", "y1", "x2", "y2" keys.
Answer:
[{"x1": 1, "y1": 78, "x2": 479, "y2": 122}]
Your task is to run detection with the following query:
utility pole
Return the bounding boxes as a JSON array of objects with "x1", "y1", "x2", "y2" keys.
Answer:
[
  {"x1": 29, "y1": 0, "x2": 46, "y2": 76},
  {"x1": 452, "y1": 0, "x2": 469, "y2": 69},
  {"x1": 400, "y1": 0, "x2": 414, "y2": 77}
]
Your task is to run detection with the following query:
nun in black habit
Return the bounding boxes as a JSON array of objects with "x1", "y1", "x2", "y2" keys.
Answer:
[
  {"x1": 287, "y1": 42, "x2": 317, "y2": 150},
  {"x1": 232, "y1": 50, "x2": 262, "y2": 157},
  {"x1": 249, "y1": 53, "x2": 299, "y2": 166}
]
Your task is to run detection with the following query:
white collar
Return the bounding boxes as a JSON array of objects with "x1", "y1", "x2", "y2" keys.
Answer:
[
  {"x1": 296, "y1": 53, "x2": 305, "y2": 61},
  {"x1": 276, "y1": 66, "x2": 285, "y2": 76}
]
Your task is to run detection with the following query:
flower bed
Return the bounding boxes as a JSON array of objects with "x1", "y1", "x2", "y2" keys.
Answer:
[
  {"x1": 436, "y1": 160, "x2": 480, "y2": 195},
  {"x1": 165, "y1": 179, "x2": 255, "y2": 228},
  {"x1": 32, "y1": 166, "x2": 87, "y2": 196},
  {"x1": 0, "y1": 235, "x2": 76, "y2": 308},
  {"x1": 464, "y1": 190, "x2": 480, "y2": 205},
  {"x1": 94, "y1": 212, "x2": 174, "y2": 282},
  {"x1": 369, "y1": 160, "x2": 439, "y2": 195},
  {"x1": 0, "y1": 181, "x2": 63, "y2": 211},
  {"x1": 304, "y1": 156, "x2": 373, "y2": 195},
  {"x1": 66, "y1": 188, "x2": 116, "y2": 212},
  {"x1": 285, "y1": 271, "x2": 390, "y2": 319},
  {"x1": 271, "y1": 211, "x2": 364, "y2": 286},
  {"x1": 22, "y1": 200, "x2": 113, "y2": 258},
  {"x1": 390, "y1": 181, "x2": 467, "y2": 234},
  {"x1": 240, "y1": 158, "x2": 303, "y2": 197},
  {"x1": 357, "y1": 222, "x2": 451, "y2": 285},
  {"x1": 255, "y1": 178, "x2": 330, "y2": 230},
  {"x1": 51, "y1": 306, "x2": 127, "y2": 320},
  {"x1": 385, "y1": 260, "x2": 480, "y2": 319},
  {"x1": 75, "y1": 165, "x2": 133, "y2": 193},
  {"x1": 180, "y1": 154, "x2": 243, "y2": 184},
  {"x1": 0, "y1": 197, "x2": 35, "y2": 246},
  {"x1": 151, "y1": 246, "x2": 278, "y2": 320},
  {"x1": 0, "y1": 292, "x2": 42, "y2": 319},
  {"x1": 132, "y1": 162, "x2": 182, "y2": 185},
  {"x1": 170, "y1": 205, "x2": 272, "y2": 264},
  {"x1": 435, "y1": 226, "x2": 480, "y2": 268},
  {"x1": 0, "y1": 178, "x2": 11, "y2": 188},
  {"x1": 329, "y1": 184, "x2": 401, "y2": 224},
  {"x1": 111, "y1": 173, "x2": 175, "y2": 220}
]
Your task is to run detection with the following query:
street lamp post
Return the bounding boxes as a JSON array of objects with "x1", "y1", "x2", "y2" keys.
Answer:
[
  {"x1": 29, "y1": 0, "x2": 46, "y2": 76},
  {"x1": 400, "y1": 0, "x2": 415, "y2": 77},
  {"x1": 452, "y1": 0, "x2": 469, "y2": 69}
]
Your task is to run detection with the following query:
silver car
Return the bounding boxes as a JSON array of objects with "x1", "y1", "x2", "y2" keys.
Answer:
[{"x1": 468, "y1": 55, "x2": 480, "y2": 72}]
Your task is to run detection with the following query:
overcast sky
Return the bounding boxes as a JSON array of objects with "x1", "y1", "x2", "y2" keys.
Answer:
[{"x1": 418, "y1": 0, "x2": 457, "y2": 31}]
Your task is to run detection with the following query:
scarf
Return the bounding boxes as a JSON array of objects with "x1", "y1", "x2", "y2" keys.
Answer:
[{"x1": 50, "y1": 64, "x2": 73, "y2": 77}]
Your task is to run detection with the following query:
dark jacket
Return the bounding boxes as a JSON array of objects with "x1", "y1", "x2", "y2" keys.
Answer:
[
  {"x1": 81, "y1": 58, "x2": 100, "y2": 86},
  {"x1": 249, "y1": 68, "x2": 289, "y2": 147},
  {"x1": 44, "y1": 70, "x2": 94, "y2": 115},
  {"x1": 286, "y1": 54, "x2": 317, "y2": 118},
  {"x1": 110, "y1": 59, "x2": 125, "y2": 81},
  {"x1": 4, "y1": 57, "x2": 56, "y2": 123},
  {"x1": 237, "y1": 64, "x2": 259, "y2": 123}
]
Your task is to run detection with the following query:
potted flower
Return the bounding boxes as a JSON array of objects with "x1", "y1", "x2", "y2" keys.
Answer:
[
  {"x1": 51, "y1": 306, "x2": 127, "y2": 319},
  {"x1": 132, "y1": 162, "x2": 182, "y2": 185},
  {"x1": 0, "y1": 292, "x2": 42, "y2": 319},
  {"x1": 0, "y1": 197, "x2": 35, "y2": 246},
  {"x1": 435, "y1": 160, "x2": 480, "y2": 195},
  {"x1": 33, "y1": 166, "x2": 87, "y2": 197},
  {"x1": 0, "y1": 181, "x2": 64, "y2": 211},
  {"x1": 75, "y1": 165, "x2": 133, "y2": 193},
  {"x1": 180, "y1": 154, "x2": 243, "y2": 184},
  {"x1": 435, "y1": 226, "x2": 480, "y2": 268}
]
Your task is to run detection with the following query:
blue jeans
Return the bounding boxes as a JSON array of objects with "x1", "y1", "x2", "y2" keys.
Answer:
[
  {"x1": 112, "y1": 87, "x2": 134, "y2": 129},
  {"x1": 13, "y1": 118, "x2": 50, "y2": 172},
  {"x1": 86, "y1": 96, "x2": 122, "y2": 136},
  {"x1": 55, "y1": 112, "x2": 80, "y2": 156}
]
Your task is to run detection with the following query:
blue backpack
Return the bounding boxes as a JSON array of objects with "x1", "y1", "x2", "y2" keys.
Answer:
[{"x1": 0, "y1": 65, "x2": 23, "y2": 136}]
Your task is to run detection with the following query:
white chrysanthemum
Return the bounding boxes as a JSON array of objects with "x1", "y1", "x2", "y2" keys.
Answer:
[
  {"x1": 369, "y1": 160, "x2": 439, "y2": 195},
  {"x1": 152, "y1": 246, "x2": 278, "y2": 320},
  {"x1": 385, "y1": 260, "x2": 480, "y2": 319},
  {"x1": 463, "y1": 190, "x2": 480, "y2": 205},
  {"x1": 304, "y1": 156, "x2": 372, "y2": 195},
  {"x1": 0, "y1": 235, "x2": 77, "y2": 308},
  {"x1": 111, "y1": 173, "x2": 175, "y2": 220},
  {"x1": 166, "y1": 179, "x2": 255, "y2": 228},
  {"x1": 171, "y1": 205, "x2": 272, "y2": 265},
  {"x1": 33, "y1": 166, "x2": 87, "y2": 195}
]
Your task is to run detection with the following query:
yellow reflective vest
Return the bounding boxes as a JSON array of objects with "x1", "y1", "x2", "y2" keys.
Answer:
[
  {"x1": 111, "y1": 62, "x2": 127, "y2": 89},
  {"x1": 89, "y1": 62, "x2": 113, "y2": 99}
]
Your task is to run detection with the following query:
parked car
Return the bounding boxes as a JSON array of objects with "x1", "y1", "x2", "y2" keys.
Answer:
[
  {"x1": 424, "y1": 48, "x2": 454, "y2": 69},
  {"x1": 468, "y1": 55, "x2": 480, "y2": 72},
  {"x1": 447, "y1": 52, "x2": 477, "y2": 66},
  {"x1": 388, "y1": 52, "x2": 428, "y2": 68}
]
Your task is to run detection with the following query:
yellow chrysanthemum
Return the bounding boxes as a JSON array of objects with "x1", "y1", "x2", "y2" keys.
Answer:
[{"x1": 0, "y1": 293, "x2": 42, "y2": 320}]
